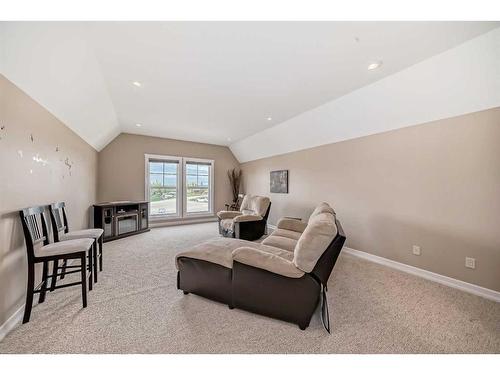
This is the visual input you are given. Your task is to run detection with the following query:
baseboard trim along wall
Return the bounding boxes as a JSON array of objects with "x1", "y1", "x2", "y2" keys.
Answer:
[
  {"x1": 342, "y1": 247, "x2": 500, "y2": 303},
  {"x1": 150, "y1": 216, "x2": 218, "y2": 228},
  {"x1": 267, "y1": 224, "x2": 500, "y2": 302},
  {"x1": 1, "y1": 258, "x2": 81, "y2": 342},
  {"x1": 0, "y1": 304, "x2": 24, "y2": 342},
  {"x1": 269, "y1": 224, "x2": 499, "y2": 302}
]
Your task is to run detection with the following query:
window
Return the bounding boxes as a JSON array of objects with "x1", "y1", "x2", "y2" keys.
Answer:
[
  {"x1": 145, "y1": 154, "x2": 214, "y2": 219},
  {"x1": 184, "y1": 159, "x2": 213, "y2": 215},
  {"x1": 146, "y1": 156, "x2": 181, "y2": 217}
]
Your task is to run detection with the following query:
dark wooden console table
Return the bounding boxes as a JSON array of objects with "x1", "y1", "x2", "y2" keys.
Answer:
[{"x1": 93, "y1": 201, "x2": 149, "y2": 242}]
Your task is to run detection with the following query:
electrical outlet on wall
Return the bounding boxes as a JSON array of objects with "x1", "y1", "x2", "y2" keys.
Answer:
[
  {"x1": 412, "y1": 245, "x2": 421, "y2": 256},
  {"x1": 465, "y1": 257, "x2": 476, "y2": 269}
]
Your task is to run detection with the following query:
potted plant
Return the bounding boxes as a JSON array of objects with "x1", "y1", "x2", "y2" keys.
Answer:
[{"x1": 227, "y1": 168, "x2": 242, "y2": 210}]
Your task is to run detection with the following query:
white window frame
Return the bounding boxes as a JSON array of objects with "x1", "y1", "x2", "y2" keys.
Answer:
[
  {"x1": 182, "y1": 157, "x2": 215, "y2": 218},
  {"x1": 145, "y1": 154, "x2": 183, "y2": 220},
  {"x1": 145, "y1": 154, "x2": 215, "y2": 220}
]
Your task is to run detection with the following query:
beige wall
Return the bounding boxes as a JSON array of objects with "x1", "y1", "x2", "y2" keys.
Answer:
[
  {"x1": 1, "y1": 68, "x2": 498, "y2": 335},
  {"x1": 97, "y1": 133, "x2": 239, "y2": 215},
  {"x1": 0, "y1": 75, "x2": 98, "y2": 328},
  {"x1": 241, "y1": 108, "x2": 500, "y2": 291}
]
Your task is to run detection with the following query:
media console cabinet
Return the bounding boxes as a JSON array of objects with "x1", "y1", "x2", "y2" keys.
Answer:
[{"x1": 93, "y1": 201, "x2": 149, "y2": 242}]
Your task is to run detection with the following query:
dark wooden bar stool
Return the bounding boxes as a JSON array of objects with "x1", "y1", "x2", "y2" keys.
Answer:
[
  {"x1": 19, "y1": 205, "x2": 94, "y2": 324},
  {"x1": 49, "y1": 202, "x2": 104, "y2": 287}
]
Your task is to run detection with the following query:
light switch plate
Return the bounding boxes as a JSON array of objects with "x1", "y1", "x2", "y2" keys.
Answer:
[{"x1": 412, "y1": 245, "x2": 421, "y2": 256}]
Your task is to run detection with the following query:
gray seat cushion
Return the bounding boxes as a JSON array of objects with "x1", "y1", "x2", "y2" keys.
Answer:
[
  {"x1": 262, "y1": 235, "x2": 297, "y2": 252},
  {"x1": 270, "y1": 228, "x2": 302, "y2": 241},
  {"x1": 232, "y1": 247, "x2": 304, "y2": 278},
  {"x1": 217, "y1": 211, "x2": 241, "y2": 220},
  {"x1": 61, "y1": 228, "x2": 104, "y2": 240},
  {"x1": 175, "y1": 237, "x2": 293, "y2": 270},
  {"x1": 35, "y1": 238, "x2": 94, "y2": 257}
]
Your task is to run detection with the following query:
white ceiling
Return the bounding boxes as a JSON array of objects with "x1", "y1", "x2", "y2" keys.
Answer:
[
  {"x1": 0, "y1": 22, "x2": 121, "y2": 150},
  {"x1": 1, "y1": 22, "x2": 499, "y2": 152},
  {"x1": 231, "y1": 27, "x2": 500, "y2": 162}
]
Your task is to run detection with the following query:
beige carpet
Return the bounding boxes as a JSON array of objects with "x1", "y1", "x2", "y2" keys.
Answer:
[{"x1": 0, "y1": 222, "x2": 499, "y2": 353}]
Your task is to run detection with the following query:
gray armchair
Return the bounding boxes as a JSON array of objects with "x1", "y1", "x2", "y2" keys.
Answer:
[{"x1": 217, "y1": 194, "x2": 271, "y2": 241}]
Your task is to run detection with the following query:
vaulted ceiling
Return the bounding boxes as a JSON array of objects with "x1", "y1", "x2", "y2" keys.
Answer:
[{"x1": 1, "y1": 22, "x2": 499, "y2": 158}]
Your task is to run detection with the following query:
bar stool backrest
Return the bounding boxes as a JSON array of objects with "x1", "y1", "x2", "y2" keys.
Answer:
[
  {"x1": 49, "y1": 202, "x2": 69, "y2": 242},
  {"x1": 19, "y1": 205, "x2": 50, "y2": 261}
]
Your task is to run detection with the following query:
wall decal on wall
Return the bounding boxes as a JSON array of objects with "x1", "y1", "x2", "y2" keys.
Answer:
[
  {"x1": 32, "y1": 153, "x2": 48, "y2": 166},
  {"x1": 0, "y1": 125, "x2": 5, "y2": 140},
  {"x1": 17, "y1": 150, "x2": 23, "y2": 158},
  {"x1": 30, "y1": 133, "x2": 34, "y2": 142},
  {"x1": 64, "y1": 157, "x2": 74, "y2": 177},
  {"x1": 55, "y1": 146, "x2": 60, "y2": 152}
]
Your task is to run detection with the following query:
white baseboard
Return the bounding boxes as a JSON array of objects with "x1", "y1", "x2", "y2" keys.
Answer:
[
  {"x1": 266, "y1": 224, "x2": 499, "y2": 302},
  {"x1": 343, "y1": 247, "x2": 500, "y2": 303},
  {"x1": 0, "y1": 304, "x2": 24, "y2": 342},
  {"x1": 0, "y1": 258, "x2": 79, "y2": 343}
]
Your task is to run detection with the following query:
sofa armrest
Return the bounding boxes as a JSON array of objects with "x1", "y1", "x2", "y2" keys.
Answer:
[
  {"x1": 233, "y1": 214, "x2": 263, "y2": 223},
  {"x1": 232, "y1": 247, "x2": 305, "y2": 278},
  {"x1": 217, "y1": 211, "x2": 242, "y2": 219},
  {"x1": 276, "y1": 217, "x2": 307, "y2": 233}
]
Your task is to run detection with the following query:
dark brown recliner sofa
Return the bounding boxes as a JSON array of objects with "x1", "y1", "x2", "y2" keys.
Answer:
[
  {"x1": 217, "y1": 194, "x2": 271, "y2": 241},
  {"x1": 176, "y1": 202, "x2": 345, "y2": 331}
]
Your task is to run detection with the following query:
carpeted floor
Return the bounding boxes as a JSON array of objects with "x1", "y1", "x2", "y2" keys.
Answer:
[{"x1": 0, "y1": 222, "x2": 499, "y2": 353}]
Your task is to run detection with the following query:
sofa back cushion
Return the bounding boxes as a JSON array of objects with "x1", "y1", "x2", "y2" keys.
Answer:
[
  {"x1": 240, "y1": 195, "x2": 270, "y2": 217},
  {"x1": 310, "y1": 202, "x2": 336, "y2": 218},
  {"x1": 251, "y1": 196, "x2": 271, "y2": 217},
  {"x1": 293, "y1": 211, "x2": 337, "y2": 273},
  {"x1": 240, "y1": 195, "x2": 253, "y2": 215}
]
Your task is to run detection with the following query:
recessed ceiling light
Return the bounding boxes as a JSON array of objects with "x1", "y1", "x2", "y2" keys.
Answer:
[
  {"x1": 267, "y1": 117, "x2": 272, "y2": 121},
  {"x1": 135, "y1": 123, "x2": 142, "y2": 127},
  {"x1": 227, "y1": 137, "x2": 232, "y2": 142},
  {"x1": 367, "y1": 61, "x2": 383, "y2": 71},
  {"x1": 132, "y1": 81, "x2": 142, "y2": 87}
]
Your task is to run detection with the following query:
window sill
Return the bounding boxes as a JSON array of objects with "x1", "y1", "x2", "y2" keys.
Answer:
[
  {"x1": 184, "y1": 212, "x2": 215, "y2": 218},
  {"x1": 150, "y1": 213, "x2": 215, "y2": 221},
  {"x1": 149, "y1": 215, "x2": 217, "y2": 228}
]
